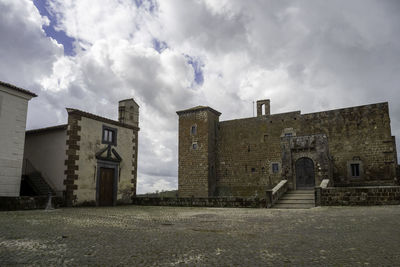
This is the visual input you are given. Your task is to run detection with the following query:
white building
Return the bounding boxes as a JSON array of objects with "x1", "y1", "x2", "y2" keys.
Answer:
[{"x1": 0, "y1": 81, "x2": 36, "y2": 196}]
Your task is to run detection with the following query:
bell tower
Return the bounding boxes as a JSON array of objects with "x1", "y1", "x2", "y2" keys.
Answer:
[{"x1": 118, "y1": 99, "x2": 139, "y2": 127}]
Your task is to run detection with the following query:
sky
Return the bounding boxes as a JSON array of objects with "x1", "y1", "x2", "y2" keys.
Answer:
[{"x1": 1, "y1": 0, "x2": 399, "y2": 193}]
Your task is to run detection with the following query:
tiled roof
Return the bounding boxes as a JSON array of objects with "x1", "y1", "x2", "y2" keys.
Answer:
[{"x1": 0, "y1": 80, "x2": 37, "y2": 97}]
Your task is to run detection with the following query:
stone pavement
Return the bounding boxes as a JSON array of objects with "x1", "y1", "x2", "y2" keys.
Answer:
[{"x1": 0, "y1": 205, "x2": 399, "y2": 266}]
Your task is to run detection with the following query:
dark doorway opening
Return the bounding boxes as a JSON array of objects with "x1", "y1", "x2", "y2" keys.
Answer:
[
  {"x1": 295, "y1": 157, "x2": 315, "y2": 189},
  {"x1": 98, "y1": 167, "x2": 115, "y2": 206}
]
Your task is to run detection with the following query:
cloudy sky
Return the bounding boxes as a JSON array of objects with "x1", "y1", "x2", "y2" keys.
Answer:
[{"x1": 1, "y1": 0, "x2": 399, "y2": 193}]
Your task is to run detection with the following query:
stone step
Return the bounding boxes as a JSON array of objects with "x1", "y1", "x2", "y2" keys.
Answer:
[
  {"x1": 281, "y1": 194, "x2": 314, "y2": 200},
  {"x1": 286, "y1": 190, "x2": 314, "y2": 194},
  {"x1": 25, "y1": 174, "x2": 54, "y2": 195},
  {"x1": 273, "y1": 203, "x2": 315, "y2": 209},
  {"x1": 277, "y1": 199, "x2": 315, "y2": 204},
  {"x1": 272, "y1": 189, "x2": 316, "y2": 209}
]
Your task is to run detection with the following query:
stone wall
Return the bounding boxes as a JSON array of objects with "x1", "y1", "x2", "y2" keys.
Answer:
[
  {"x1": 132, "y1": 197, "x2": 267, "y2": 208},
  {"x1": 0, "y1": 196, "x2": 64, "y2": 211},
  {"x1": 281, "y1": 134, "x2": 332, "y2": 189},
  {"x1": 318, "y1": 186, "x2": 400, "y2": 206},
  {"x1": 177, "y1": 107, "x2": 220, "y2": 197},
  {"x1": 217, "y1": 111, "x2": 301, "y2": 197},
  {"x1": 178, "y1": 101, "x2": 398, "y2": 198},
  {"x1": 300, "y1": 103, "x2": 396, "y2": 185}
]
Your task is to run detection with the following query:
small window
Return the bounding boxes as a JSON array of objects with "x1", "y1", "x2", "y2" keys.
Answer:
[
  {"x1": 284, "y1": 133, "x2": 292, "y2": 137},
  {"x1": 191, "y1": 125, "x2": 197, "y2": 135},
  {"x1": 102, "y1": 126, "x2": 117, "y2": 145},
  {"x1": 272, "y1": 163, "x2": 279, "y2": 173},
  {"x1": 192, "y1": 143, "x2": 198, "y2": 150},
  {"x1": 351, "y1": 164, "x2": 360, "y2": 177},
  {"x1": 251, "y1": 168, "x2": 256, "y2": 173}
]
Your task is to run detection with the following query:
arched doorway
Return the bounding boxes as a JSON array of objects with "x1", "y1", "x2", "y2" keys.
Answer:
[{"x1": 295, "y1": 157, "x2": 315, "y2": 189}]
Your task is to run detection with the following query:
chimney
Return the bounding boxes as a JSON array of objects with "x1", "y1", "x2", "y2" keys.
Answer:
[
  {"x1": 118, "y1": 98, "x2": 139, "y2": 127},
  {"x1": 256, "y1": 99, "x2": 270, "y2": 117}
]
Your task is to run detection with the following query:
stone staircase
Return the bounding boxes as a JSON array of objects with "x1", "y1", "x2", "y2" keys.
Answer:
[
  {"x1": 22, "y1": 172, "x2": 55, "y2": 196},
  {"x1": 273, "y1": 190, "x2": 315, "y2": 209},
  {"x1": 21, "y1": 159, "x2": 55, "y2": 196}
]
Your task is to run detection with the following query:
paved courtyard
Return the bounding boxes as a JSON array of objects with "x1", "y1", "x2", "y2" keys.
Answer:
[{"x1": 0, "y1": 205, "x2": 400, "y2": 266}]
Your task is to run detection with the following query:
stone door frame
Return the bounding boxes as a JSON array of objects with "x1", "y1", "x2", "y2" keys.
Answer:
[{"x1": 96, "y1": 160, "x2": 119, "y2": 206}]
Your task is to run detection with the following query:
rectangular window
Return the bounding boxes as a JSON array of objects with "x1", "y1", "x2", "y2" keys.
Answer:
[
  {"x1": 191, "y1": 125, "x2": 197, "y2": 135},
  {"x1": 284, "y1": 133, "x2": 292, "y2": 137},
  {"x1": 192, "y1": 142, "x2": 198, "y2": 150},
  {"x1": 272, "y1": 163, "x2": 279, "y2": 173},
  {"x1": 102, "y1": 126, "x2": 117, "y2": 146},
  {"x1": 351, "y1": 163, "x2": 360, "y2": 177}
]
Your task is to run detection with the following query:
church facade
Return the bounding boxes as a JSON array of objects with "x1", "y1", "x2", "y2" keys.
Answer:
[
  {"x1": 177, "y1": 100, "x2": 398, "y2": 198},
  {"x1": 23, "y1": 99, "x2": 139, "y2": 206}
]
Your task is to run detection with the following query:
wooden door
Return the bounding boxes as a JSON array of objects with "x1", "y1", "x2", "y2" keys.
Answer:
[
  {"x1": 99, "y1": 167, "x2": 114, "y2": 206},
  {"x1": 295, "y1": 157, "x2": 315, "y2": 189}
]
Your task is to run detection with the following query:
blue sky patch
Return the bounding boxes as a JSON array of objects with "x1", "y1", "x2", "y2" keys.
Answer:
[
  {"x1": 152, "y1": 38, "x2": 168, "y2": 53},
  {"x1": 135, "y1": 0, "x2": 157, "y2": 13},
  {"x1": 185, "y1": 55, "x2": 204, "y2": 86},
  {"x1": 33, "y1": 0, "x2": 75, "y2": 56}
]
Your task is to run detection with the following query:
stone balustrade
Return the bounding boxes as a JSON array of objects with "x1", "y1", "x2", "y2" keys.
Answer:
[{"x1": 266, "y1": 180, "x2": 288, "y2": 208}]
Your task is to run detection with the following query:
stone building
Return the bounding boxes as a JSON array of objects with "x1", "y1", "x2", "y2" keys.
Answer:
[
  {"x1": 23, "y1": 99, "x2": 139, "y2": 206},
  {"x1": 177, "y1": 100, "x2": 398, "y2": 198},
  {"x1": 0, "y1": 81, "x2": 37, "y2": 197}
]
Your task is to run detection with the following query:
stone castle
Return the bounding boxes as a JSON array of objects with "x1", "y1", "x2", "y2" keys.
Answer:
[{"x1": 177, "y1": 100, "x2": 398, "y2": 198}]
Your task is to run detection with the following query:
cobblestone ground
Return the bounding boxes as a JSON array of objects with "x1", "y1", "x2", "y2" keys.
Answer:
[{"x1": 1, "y1": 205, "x2": 400, "y2": 266}]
